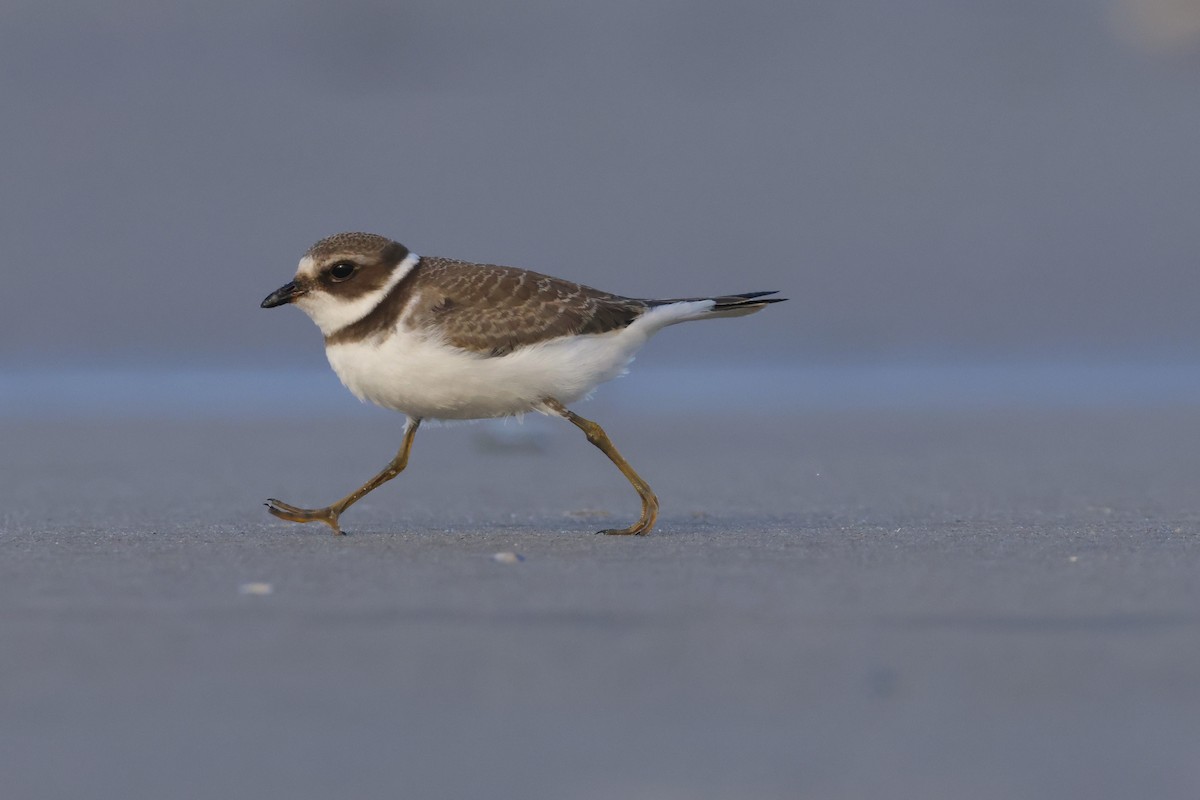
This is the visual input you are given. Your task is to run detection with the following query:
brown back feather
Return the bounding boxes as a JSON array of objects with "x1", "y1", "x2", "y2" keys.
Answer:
[{"x1": 405, "y1": 257, "x2": 650, "y2": 357}]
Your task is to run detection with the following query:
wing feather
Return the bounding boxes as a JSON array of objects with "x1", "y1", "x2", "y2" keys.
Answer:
[{"x1": 408, "y1": 258, "x2": 650, "y2": 357}]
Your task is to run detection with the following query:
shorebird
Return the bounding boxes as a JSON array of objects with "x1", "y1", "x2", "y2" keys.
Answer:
[{"x1": 261, "y1": 232, "x2": 785, "y2": 535}]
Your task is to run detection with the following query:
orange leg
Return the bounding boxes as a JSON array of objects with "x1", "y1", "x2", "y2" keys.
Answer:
[
  {"x1": 543, "y1": 399, "x2": 659, "y2": 535},
  {"x1": 265, "y1": 418, "x2": 421, "y2": 535}
]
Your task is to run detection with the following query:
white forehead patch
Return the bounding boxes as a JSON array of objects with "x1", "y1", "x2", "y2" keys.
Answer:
[{"x1": 295, "y1": 255, "x2": 318, "y2": 281}]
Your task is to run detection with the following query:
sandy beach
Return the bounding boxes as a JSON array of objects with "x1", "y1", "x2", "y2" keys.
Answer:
[{"x1": 3, "y1": 398, "x2": 1199, "y2": 799}]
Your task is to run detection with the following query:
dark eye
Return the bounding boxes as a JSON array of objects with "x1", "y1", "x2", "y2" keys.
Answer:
[{"x1": 329, "y1": 261, "x2": 356, "y2": 281}]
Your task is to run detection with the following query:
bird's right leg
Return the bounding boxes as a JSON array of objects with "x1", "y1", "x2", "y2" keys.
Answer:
[
  {"x1": 542, "y1": 398, "x2": 659, "y2": 535},
  {"x1": 265, "y1": 418, "x2": 421, "y2": 535}
]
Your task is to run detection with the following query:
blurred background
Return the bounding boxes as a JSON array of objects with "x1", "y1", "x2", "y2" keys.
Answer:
[
  {"x1": 2, "y1": 0, "x2": 1199, "y2": 404},
  {"x1": 6, "y1": 7, "x2": 1200, "y2": 798}
]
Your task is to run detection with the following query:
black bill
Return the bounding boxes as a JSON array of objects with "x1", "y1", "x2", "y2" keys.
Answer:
[{"x1": 261, "y1": 280, "x2": 307, "y2": 308}]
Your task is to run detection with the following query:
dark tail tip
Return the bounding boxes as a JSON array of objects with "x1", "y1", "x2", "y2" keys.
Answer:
[
  {"x1": 729, "y1": 291, "x2": 781, "y2": 301},
  {"x1": 712, "y1": 291, "x2": 788, "y2": 309}
]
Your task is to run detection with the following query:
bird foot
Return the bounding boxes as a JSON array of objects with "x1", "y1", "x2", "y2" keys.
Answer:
[
  {"x1": 265, "y1": 498, "x2": 343, "y2": 535},
  {"x1": 596, "y1": 522, "x2": 653, "y2": 536}
]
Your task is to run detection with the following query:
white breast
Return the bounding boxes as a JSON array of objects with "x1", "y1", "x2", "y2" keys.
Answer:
[{"x1": 324, "y1": 326, "x2": 653, "y2": 420}]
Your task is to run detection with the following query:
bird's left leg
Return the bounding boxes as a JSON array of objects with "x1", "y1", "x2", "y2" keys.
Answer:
[{"x1": 265, "y1": 418, "x2": 421, "y2": 535}]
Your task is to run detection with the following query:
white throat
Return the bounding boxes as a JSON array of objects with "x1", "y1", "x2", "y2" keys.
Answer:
[{"x1": 295, "y1": 251, "x2": 420, "y2": 337}]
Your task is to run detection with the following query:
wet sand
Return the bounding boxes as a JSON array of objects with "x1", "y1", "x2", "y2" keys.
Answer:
[{"x1": 2, "y1": 404, "x2": 1200, "y2": 799}]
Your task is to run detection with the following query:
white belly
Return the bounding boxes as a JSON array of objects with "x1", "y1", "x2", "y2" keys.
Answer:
[{"x1": 324, "y1": 326, "x2": 653, "y2": 420}]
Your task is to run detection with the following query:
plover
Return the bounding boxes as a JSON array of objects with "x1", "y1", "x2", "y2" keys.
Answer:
[{"x1": 261, "y1": 232, "x2": 785, "y2": 535}]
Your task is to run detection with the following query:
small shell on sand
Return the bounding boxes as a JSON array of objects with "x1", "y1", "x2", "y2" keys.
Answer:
[{"x1": 491, "y1": 552, "x2": 525, "y2": 565}]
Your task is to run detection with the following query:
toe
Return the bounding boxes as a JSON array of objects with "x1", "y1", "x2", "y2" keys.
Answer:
[{"x1": 265, "y1": 499, "x2": 318, "y2": 524}]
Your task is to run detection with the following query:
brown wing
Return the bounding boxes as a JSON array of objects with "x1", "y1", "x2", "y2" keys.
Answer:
[{"x1": 407, "y1": 257, "x2": 650, "y2": 357}]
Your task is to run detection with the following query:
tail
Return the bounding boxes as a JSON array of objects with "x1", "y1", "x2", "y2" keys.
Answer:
[{"x1": 646, "y1": 291, "x2": 787, "y2": 325}]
